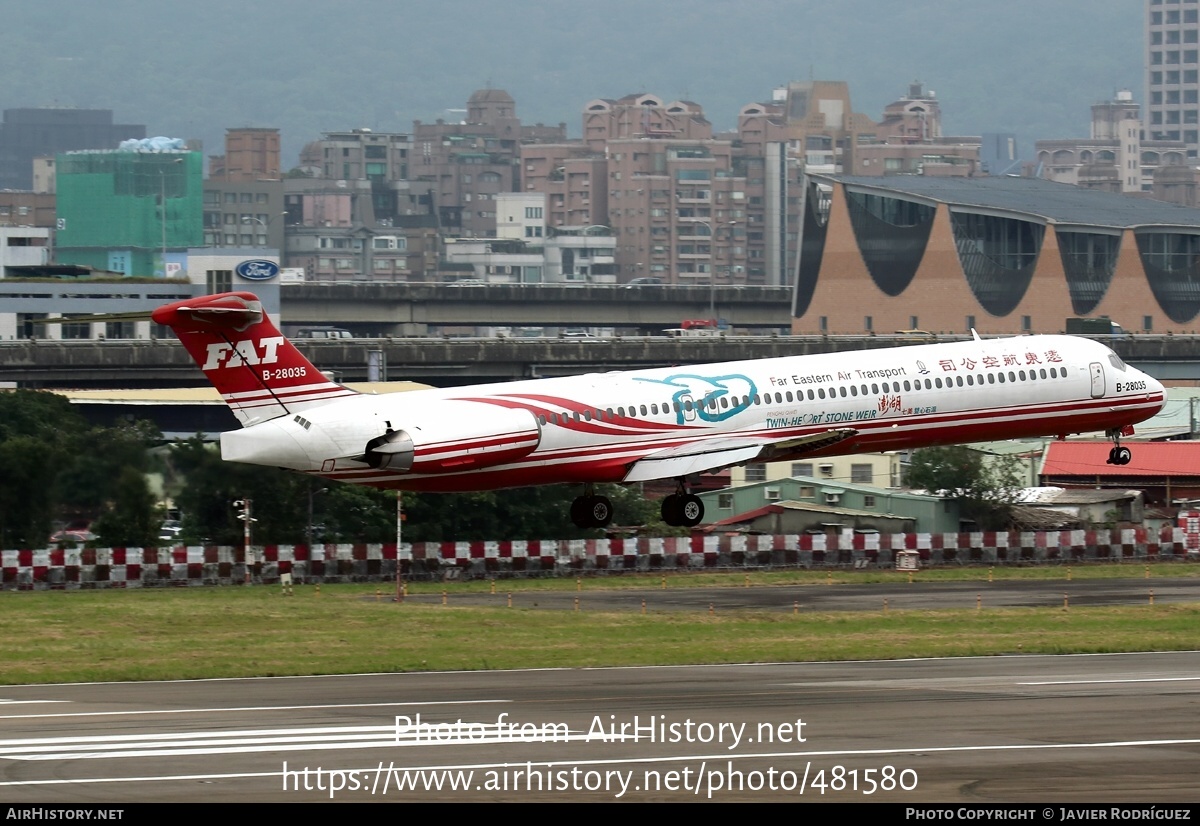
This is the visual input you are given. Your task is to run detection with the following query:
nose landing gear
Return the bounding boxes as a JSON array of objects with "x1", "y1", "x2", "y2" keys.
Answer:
[{"x1": 1106, "y1": 429, "x2": 1132, "y2": 466}]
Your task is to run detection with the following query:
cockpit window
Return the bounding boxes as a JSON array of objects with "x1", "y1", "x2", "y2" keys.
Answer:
[{"x1": 1108, "y1": 353, "x2": 1126, "y2": 372}]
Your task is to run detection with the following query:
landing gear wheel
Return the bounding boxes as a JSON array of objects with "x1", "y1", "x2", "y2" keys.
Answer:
[
  {"x1": 571, "y1": 494, "x2": 614, "y2": 528},
  {"x1": 678, "y1": 494, "x2": 704, "y2": 527},
  {"x1": 1106, "y1": 445, "x2": 1132, "y2": 466},
  {"x1": 661, "y1": 494, "x2": 704, "y2": 527},
  {"x1": 1106, "y1": 428, "x2": 1133, "y2": 466}
]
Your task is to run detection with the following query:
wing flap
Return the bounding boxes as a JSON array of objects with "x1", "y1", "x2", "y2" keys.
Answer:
[
  {"x1": 622, "y1": 428, "x2": 857, "y2": 483},
  {"x1": 623, "y1": 444, "x2": 764, "y2": 483}
]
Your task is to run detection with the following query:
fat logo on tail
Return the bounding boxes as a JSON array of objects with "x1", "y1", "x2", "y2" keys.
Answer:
[{"x1": 151, "y1": 291, "x2": 356, "y2": 426}]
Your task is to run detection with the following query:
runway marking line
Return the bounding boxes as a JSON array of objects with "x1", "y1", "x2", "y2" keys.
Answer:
[
  {"x1": 0, "y1": 724, "x2": 596, "y2": 760},
  {"x1": 1019, "y1": 676, "x2": 1200, "y2": 686},
  {"x1": 4, "y1": 736, "x2": 1200, "y2": 789},
  {"x1": 7, "y1": 649, "x2": 1198, "y2": 689},
  {"x1": 0, "y1": 698, "x2": 508, "y2": 721}
]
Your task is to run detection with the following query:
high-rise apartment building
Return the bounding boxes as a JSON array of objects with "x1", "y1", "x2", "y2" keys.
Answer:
[
  {"x1": 581, "y1": 93, "x2": 713, "y2": 150},
  {"x1": 606, "y1": 135, "x2": 750, "y2": 286},
  {"x1": 1035, "y1": 91, "x2": 1189, "y2": 197},
  {"x1": 202, "y1": 179, "x2": 285, "y2": 250},
  {"x1": 735, "y1": 81, "x2": 875, "y2": 174},
  {"x1": 1146, "y1": 0, "x2": 1200, "y2": 157},
  {"x1": 523, "y1": 83, "x2": 980, "y2": 287},
  {"x1": 733, "y1": 82, "x2": 876, "y2": 287},
  {"x1": 739, "y1": 82, "x2": 977, "y2": 284},
  {"x1": 411, "y1": 89, "x2": 566, "y2": 236},
  {"x1": 281, "y1": 176, "x2": 433, "y2": 281},
  {"x1": 297, "y1": 127, "x2": 415, "y2": 223},
  {"x1": 286, "y1": 127, "x2": 439, "y2": 280},
  {"x1": 208, "y1": 128, "x2": 281, "y2": 182},
  {"x1": 524, "y1": 94, "x2": 756, "y2": 285},
  {"x1": 202, "y1": 128, "x2": 285, "y2": 251}
]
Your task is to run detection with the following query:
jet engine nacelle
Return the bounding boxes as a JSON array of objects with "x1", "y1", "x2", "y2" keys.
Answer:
[{"x1": 363, "y1": 407, "x2": 541, "y2": 473}]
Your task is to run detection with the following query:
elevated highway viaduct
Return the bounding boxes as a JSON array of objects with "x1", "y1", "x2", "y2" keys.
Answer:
[
  {"x1": 280, "y1": 282, "x2": 792, "y2": 335},
  {"x1": 3, "y1": 334, "x2": 1197, "y2": 389}
]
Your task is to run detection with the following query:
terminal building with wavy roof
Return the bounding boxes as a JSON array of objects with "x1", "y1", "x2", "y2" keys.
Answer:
[{"x1": 793, "y1": 175, "x2": 1200, "y2": 335}]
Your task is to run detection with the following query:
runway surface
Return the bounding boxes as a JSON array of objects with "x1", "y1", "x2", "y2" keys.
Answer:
[{"x1": 2, "y1": 651, "x2": 1199, "y2": 802}]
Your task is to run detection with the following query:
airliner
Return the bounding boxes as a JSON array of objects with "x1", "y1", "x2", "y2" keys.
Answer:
[{"x1": 152, "y1": 292, "x2": 1166, "y2": 529}]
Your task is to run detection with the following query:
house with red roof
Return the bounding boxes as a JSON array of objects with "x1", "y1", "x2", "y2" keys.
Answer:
[{"x1": 1039, "y1": 441, "x2": 1200, "y2": 506}]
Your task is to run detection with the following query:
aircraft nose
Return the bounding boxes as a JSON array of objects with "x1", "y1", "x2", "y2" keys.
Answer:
[
  {"x1": 1139, "y1": 369, "x2": 1167, "y2": 411},
  {"x1": 1150, "y1": 373, "x2": 1166, "y2": 403}
]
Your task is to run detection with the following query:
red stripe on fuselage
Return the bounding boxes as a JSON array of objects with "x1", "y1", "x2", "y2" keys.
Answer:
[{"x1": 310, "y1": 392, "x2": 1162, "y2": 493}]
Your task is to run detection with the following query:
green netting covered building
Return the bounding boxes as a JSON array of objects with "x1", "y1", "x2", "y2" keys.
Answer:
[{"x1": 55, "y1": 150, "x2": 203, "y2": 277}]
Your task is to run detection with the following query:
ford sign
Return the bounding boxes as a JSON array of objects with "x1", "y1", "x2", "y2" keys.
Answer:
[{"x1": 236, "y1": 260, "x2": 280, "y2": 281}]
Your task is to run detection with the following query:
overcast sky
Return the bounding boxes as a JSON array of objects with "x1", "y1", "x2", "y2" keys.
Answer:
[{"x1": 1, "y1": 0, "x2": 1144, "y2": 165}]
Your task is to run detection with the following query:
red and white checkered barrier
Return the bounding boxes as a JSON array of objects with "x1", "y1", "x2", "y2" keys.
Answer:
[{"x1": 3, "y1": 528, "x2": 1197, "y2": 589}]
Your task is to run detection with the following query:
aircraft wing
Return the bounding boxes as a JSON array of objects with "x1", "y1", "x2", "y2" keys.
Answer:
[{"x1": 622, "y1": 428, "x2": 857, "y2": 483}]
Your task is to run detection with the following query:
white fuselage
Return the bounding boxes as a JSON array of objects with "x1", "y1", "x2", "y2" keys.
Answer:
[{"x1": 221, "y1": 335, "x2": 1165, "y2": 493}]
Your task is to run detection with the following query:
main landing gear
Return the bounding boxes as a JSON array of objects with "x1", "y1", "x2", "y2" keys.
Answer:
[
  {"x1": 570, "y1": 485, "x2": 613, "y2": 529},
  {"x1": 661, "y1": 482, "x2": 704, "y2": 528},
  {"x1": 569, "y1": 481, "x2": 706, "y2": 529},
  {"x1": 1106, "y1": 428, "x2": 1132, "y2": 466}
]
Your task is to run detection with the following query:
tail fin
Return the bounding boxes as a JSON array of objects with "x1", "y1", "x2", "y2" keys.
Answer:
[{"x1": 151, "y1": 292, "x2": 357, "y2": 427}]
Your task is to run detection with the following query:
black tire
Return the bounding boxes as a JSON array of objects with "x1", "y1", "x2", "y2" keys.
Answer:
[
  {"x1": 1116, "y1": 446, "x2": 1132, "y2": 465},
  {"x1": 679, "y1": 494, "x2": 704, "y2": 527},
  {"x1": 570, "y1": 496, "x2": 591, "y2": 528},
  {"x1": 660, "y1": 494, "x2": 682, "y2": 526}
]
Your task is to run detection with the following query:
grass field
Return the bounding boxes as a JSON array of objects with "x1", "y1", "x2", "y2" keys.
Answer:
[
  {"x1": 398, "y1": 561, "x2": 1200, "y2": 592},
  {"x1": 4, "y1": 564, "x2": 1199, "y2": 685}
]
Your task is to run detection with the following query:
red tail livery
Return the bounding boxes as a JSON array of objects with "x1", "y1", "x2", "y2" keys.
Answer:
[{"x1": 150, "y1": 292, "x2": 356, "y2": 426}]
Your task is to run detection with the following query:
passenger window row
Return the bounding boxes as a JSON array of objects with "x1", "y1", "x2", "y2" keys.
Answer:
[{"x1": 531, "y1": 366, "x2": 1068, "y2": 427}]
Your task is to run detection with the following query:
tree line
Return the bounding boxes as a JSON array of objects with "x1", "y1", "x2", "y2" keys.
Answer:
[
  {"x1": 171, "y1": 434, "x2": 671, "y2": 545},
  {"x1": 3, "y1": 388, "x2": 1022, "y2": 549},
  {"x1": 0, "y1": 390, "x2": 160, "y2": 548},
  {"x1": 1, "y1": 390, "x2": 676, "y2": 549}
]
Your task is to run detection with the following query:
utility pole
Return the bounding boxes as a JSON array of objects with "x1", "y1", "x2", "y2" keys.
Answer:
[
  {"x1": 395, "y1": 491, "x2": 405, "y2": 602},
  {"x1": 234, "y1": 498, "x2": 254, "y2": 584}
]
